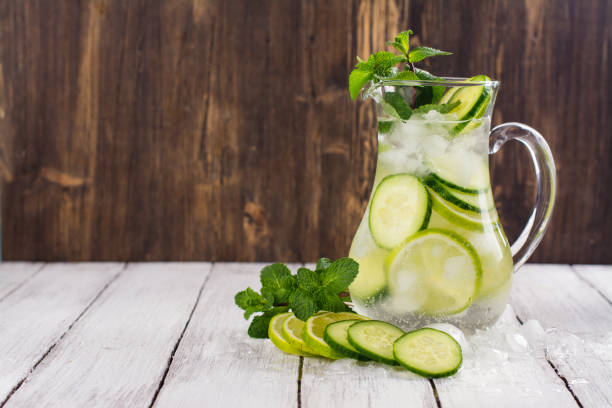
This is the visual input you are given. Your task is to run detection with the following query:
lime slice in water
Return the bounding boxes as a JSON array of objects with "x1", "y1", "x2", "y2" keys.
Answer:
[{"x1": 386, "y1": 229, "x2": 482, "y2": 316}]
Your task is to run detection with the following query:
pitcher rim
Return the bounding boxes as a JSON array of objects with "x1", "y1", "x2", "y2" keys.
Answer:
[{"x1": 373, "y1": 76, "x2": 500, "y2": 88}]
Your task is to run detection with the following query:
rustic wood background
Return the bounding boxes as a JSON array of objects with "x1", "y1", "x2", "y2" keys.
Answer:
[{"x1": 0, "y1": 0, "x2": 610, "y2": 263}]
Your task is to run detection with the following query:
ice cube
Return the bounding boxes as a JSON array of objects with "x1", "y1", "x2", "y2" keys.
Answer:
[
  {"x1": 505, "y1": 333, "x2": 530, "y2": 352},
  {"x1": 518, "y1": 320, "x2": 546, "y2": 347}
]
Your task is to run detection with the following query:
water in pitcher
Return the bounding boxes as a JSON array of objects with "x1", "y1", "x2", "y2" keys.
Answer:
[{"x1": 349, "y1": 94, "x2": 513, "y2": 331}]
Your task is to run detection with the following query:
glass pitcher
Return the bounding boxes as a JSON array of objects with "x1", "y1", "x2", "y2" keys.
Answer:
[{"x1": 348, "y1": 77, "x2": 556, "y2": 331}]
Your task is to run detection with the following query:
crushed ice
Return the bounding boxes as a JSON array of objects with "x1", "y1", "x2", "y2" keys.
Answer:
[{"x1": 313, "y1": 304, "x2": 610, "y2": 394}]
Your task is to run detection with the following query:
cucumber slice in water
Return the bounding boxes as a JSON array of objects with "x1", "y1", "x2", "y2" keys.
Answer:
[
  {"x1": 442, "y1": 74, "x2": 492, "y2": 134},
  {"x1": 369, "y1": 174, "x2": 431, "y2": 249},
  {"x1": 385, "y1": 229, "x2": 482, "y2": 316},
  {"x1": 393, "y1": 328, "x2": 462, "y2": 378},
  {"x1": 427, "y1": 153, "x2": 490, "y2": 194},
  {"x1": 429, "y1": 189, "x2": 495, "y2": 232},
  {"x1": 324, "y1": 320, "x2": 370, "y2": 361},
  {"x1": 347, "y1": 320, "x2": 404, "y2": 365},
  {"x1": 424, "y1": 176, "x2": 484, "y2": 213}
]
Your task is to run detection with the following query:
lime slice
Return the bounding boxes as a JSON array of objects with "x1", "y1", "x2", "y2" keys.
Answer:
[
  {"x1": 269, "y1": 312, "x2": 314, "y2": 356},
  {"x1": 385, "y1": 229, "x2": 482, "y2": 315},
  {"x1": 303, "y1": 312, "x2": 370, "y2": 359},
  {"x1": 349, "y1": 247, "x2": 388, "y2": 303},
  {"x1": 281, "y1": 314, "x2": 320, "y2": 356}
]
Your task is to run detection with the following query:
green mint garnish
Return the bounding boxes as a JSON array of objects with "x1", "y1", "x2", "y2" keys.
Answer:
[
  {"x1": 235, "y1": 258, "x2": 360, "y2": 338},
  {"x1": 348, "y1": 29, "x2": 452, "y2": 103},
  {"x1": 349, "y1": 51, "x2": 406, "y2": 99},
  {"x1": 383, "y1": 92, "x2": 412, "y2": 120},
  {"x1": 378, "y1": 121, "x2": 393, "y2": 133},
  {"x1": 408, "y1": 46, "x2": 452, "y2": 63},
  {"x1": 386, "y1": 30, "x2": 413, "y2": 61}
]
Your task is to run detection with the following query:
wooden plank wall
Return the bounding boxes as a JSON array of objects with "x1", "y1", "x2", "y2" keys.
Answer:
[{"x1": 0, "y1": 0, "x2": 610, "y2": 263}]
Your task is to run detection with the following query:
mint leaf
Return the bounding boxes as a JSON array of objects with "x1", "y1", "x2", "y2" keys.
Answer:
[
  {"x1": 247, "y1": 306, "x2": 290, "y2": 338},
  {"x1": 244, "y1": 305, "x2": 265, "y2": 319},
  {"x1": 408, "y1": 46, "x2": 451, "y2": 63},
  {"x1": 314, "y1": 288, "x2": 349, "y2": 312},
  {"x1": 413, "y1": 100, "x2": 461, "y2": 114},
  {"x1": 391, "y1": 70, "x2": 419, "y2": 81},
  {"x1": 315, "y1": 258, "x2": 332, "y2": 272},
  {"x1": 378, "y1": 120, "x2": 393, "y2": 133},
  {"x1": 414, "y1": 68, "x2": 446, "y2": 103},
  {"x1": 261, "y1": 286, "x2": 275, "y2": 305},
  {"x1": 383, "y1": 92, "x2": 412, "y2": 120},
  {"x1": 349, "y1": 69, "x2": 373, "y2": 100},
  {"x1": 260, "y1": 263, "x2": 294, "y2": 303},
  {"x1": 319, "y1": 257, "x2": 359, "y2": 294},
  {"x1": 290, "y1": 289, "x2": 317, "y2": 321},
  {"x1": 297, "y1": 268, "x2": 319, "y2": 292},
  {"x1": 235, "y1": 287, "x2": 265, "y2": 311},
  {"x1": 387, "y1": 30, "x2": 413, "y2": 58},
  {"x1": 369, "y1": 51, "x2": 406, "y2": 77}
]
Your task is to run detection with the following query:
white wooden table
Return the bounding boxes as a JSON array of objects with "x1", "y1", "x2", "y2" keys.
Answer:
[{"x1": 0, "y1": 263, "x2": 611, "y2": 408}]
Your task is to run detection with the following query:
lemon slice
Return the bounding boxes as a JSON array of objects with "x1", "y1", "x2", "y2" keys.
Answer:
[
  {"x1": 302, "y1": 312, "x2": 370, "y2": 359},
  {"x1": 281, "y1": 314, "x2": 320, "y2": 356},
  {"x1": 386, "y1": 228, "x2": 482, "y2": 315},
  {"x1": 269, "y1": 312, "x2": 314, "y2": 356}
]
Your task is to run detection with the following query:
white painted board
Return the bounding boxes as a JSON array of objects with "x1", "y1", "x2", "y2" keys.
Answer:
[
  {"x1": 153, "y1": 263, "x2": 301, "y2": 408},
  {"x1": 4, "y1": 263, "x2": 210, "y2": 408},
  {"x1": 512, "y1": 264, "x2": 612, "y2": 407},
  {"x1": 573, "y1": 264, "x2": 612, "y2": 303},
  {"x1": 0, "y1": 263, "x2": 43, "y2": 301},
  {"x1": 0, "y1": 263, "x2": 123, "y2": 404}
]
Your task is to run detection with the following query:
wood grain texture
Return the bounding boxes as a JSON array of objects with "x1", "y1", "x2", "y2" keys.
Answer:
[
  {"x1": 0, "y1": 262, "x2": 42, "y2": 300},
  {"x1": 512, "y1": 264, "x2": 612, "y2": 408},
  {"x1": 512, "y1": 264, "x2": 612, "y2": 333},
  {"x1": 573, "y1": 265, "x2": 612, "y2": 303},
  {"x1": 4, "y1": 263, "x2": 210, "y2": 408},
  {"x1": 0, "y1": 1, "x2": 610, "y2": 263},
  {"x1": 0, "y1": 263, "x2": 122, "y2": 404},
  {"x1": 301, "y1": 357, "x2": 437, "y2": 408},
  {"x1": 153, "y1": 263, "x2": 300, "y2": 408}
]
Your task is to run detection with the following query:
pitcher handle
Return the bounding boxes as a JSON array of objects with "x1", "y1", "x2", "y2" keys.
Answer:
[{"x1": 489, "y1": 122, "x2": 557, "y2": 272}]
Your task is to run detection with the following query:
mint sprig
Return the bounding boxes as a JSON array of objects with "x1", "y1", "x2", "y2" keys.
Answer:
[
  {"x1": 349, "y1": 51, "x2": 406, "y2": 99},
  {"x1": 349, "y1": 29, "x2": 452, "y2": 101},
  {"x1": 235, "y1": 258, "x2": 359, "y2": 338}
]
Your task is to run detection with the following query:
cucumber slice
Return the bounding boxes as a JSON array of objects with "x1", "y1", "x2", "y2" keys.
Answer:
[
  {"x1": 442, "y1": 75, "x2": 492, "y2": 134},
  {"x1": 385, "y1": 229, "x2": 482, "y2": 316},
  {"x1": 369, "y1": 174, "x2": 431, "y2": 249},
  {"x1": 429, "y1": 189, "x2": 493, "y2": 232},
  {"x1": 303, "y1": 312, "x2": 370, "y2": 359},
  {"x1": 349, "y1": 247, "x2": 388, "y2": 303},
  {"x1": 393, "y1": 328, "x2": 462, "y2": 378},
  {"x1": 449, "y1": 187, "x2": 495, "y2": 212},
  {"x1": 323, "y1": 320, "x2": 370, "y2": 361},
  {"x1": 424, "y1": 176, "x2": 483, "y2": 213},
  {"x1": 347, "y1": 320, "x2": 404, "y2": 365},
  {"x1": 428, "y1": 153, "x2": 490, "y2": 194}
]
